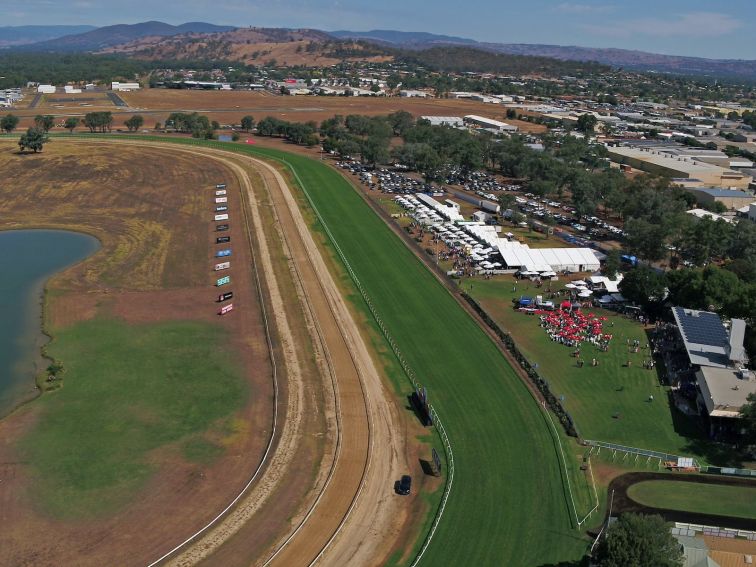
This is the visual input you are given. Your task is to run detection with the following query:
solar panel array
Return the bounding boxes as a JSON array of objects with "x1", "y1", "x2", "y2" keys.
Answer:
[{"x1": 673, "y1": 307, "x2": 728, "y2": 347}]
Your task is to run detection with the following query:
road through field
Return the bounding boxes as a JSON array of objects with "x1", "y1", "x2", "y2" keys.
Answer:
[{"x1": 103, "y1": 141, "x2": 408, "y2": 567}]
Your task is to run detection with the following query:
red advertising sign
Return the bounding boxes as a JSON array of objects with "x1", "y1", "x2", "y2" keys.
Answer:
[{"x1": 219, "y1": 303, "x2": 234, "y2": 315}]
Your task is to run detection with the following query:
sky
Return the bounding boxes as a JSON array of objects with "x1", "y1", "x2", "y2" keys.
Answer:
[{"x1": 5, "y1": 0, "x2": 755, "y2": 59}]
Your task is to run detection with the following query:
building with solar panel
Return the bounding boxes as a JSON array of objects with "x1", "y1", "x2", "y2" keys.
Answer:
[{"x1": 670, "y1": 307, "x2": 754, "y2": 437}]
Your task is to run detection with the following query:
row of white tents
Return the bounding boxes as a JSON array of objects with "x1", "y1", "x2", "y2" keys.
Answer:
[{"x1": 393, "y1": 194, "x2": 602, "y2": 274}]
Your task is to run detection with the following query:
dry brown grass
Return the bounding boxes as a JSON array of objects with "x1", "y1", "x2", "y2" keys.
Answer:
[
  {"x1": 0, "y1": 141, "x2": 221, "y2": 290},
  {"x1": 11, "y1": 89, "x2": 546, "y2": 134}
]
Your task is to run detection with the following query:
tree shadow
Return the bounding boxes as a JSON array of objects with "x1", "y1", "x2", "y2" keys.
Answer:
[
  {"x1": 664, "y1": 391, "x2": 745, "y2": 467},
  {"x1": 537, "y1": 557, "x2": 589, "y2": 567},
  {"x1": 419, "y1": 458, "x2": 436, "y2": 476}
]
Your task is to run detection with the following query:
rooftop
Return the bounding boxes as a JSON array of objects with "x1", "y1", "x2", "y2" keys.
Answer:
[
  {"x1": 607, "y1": 146, "x2": 750, "y2": 181},
  {"x1": 696, "y1": 367, "x2": 756, "y2": 418},
  {"x1": 688, "y1": 188, "x2": 755, "y2": 198},
  {"x1": 672, "y1": 306, "x2": 731, "y2": 368}
]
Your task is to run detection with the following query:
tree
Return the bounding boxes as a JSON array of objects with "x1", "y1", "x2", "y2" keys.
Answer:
[
  {"x1": 64, "y1": 117, "x2": 79, "y2": 132},
  {"x1": 593, "y1": 513, "x2": 683, "y2": 567},
  {"x1": 124, "y1": 114, "x2": 144, "y2": 132},
  {"x1": 34, "y1": 114, "x2": 55, "y2": 132},
  {"x1": 211, "y1": 120, "x2": 220, "y2": 131},
  {"x1": 498, "y1": 193, "x2": 516, "y2": 213},
  {"x1": 18, "y1": 126, "x2": 49, "y2": 153},
  {"x1": 83, "y1": 111, "x2": 113, "y2": 133},
  {"x1": 618, "y1": 266, "x2": 666, "y2": 308},
  {"x1": 576, "y1": 113, "x2": 598, "y2": 134},
  {"x1": 624, "y1": 217, "x2": 671, "y2": 263},
  {"x1": 360, "y1": 136, "x2": 390, "y2": 165},
  {"x1": 240, "y1": 115, "x2": 255, "y2": 132},
  {"x1": 1, "y1": 113, "x2": 19, "y2": 133},
  {"x1": 603, "y1": 249, "x2": 621, "y2": 280},
  {"x1": 741, "y1": 393, "x2": 756, "y2": 445},
  {"x1": 387, "y1": 110, "x2": 414, "y2": 136}
]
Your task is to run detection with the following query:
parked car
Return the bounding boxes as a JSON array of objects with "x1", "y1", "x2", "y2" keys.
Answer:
[{"x1": 397, "y1": 475, "x2": 412, "y2": 495}]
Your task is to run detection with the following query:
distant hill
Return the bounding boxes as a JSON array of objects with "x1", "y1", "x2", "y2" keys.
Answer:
[
  {"x1": 99, "y1": 28, "x2": 391, "y2": 67},
  {"x1": 331, "y1": 30, "x2": 756, "y2": 80},
  {"x1": 330, "y1": 29, "x2": 476, "y2": 47},
  {"x1": 0, "y1": 25, "x2": 96, "y2": 47},
  {"x1": 19, "y1": 21, "x2": 236, "y2": 52}
]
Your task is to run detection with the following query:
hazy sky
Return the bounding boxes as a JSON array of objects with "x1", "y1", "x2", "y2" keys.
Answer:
[{"x1": 6, "y1": 0, "x2": 755, "y2": 59}]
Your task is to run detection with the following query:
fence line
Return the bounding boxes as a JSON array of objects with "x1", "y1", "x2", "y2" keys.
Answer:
[
  {"x1": 701, "y1": 465, "x2": 756, "y2": 478},
  {"x1": 585, "y1": 440, "x2": 699, "y2": 468}
]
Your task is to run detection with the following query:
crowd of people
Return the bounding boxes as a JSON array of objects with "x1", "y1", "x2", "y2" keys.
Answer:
[{"x1": 537, "y1": 308, "x2": 613, "y2": 350}]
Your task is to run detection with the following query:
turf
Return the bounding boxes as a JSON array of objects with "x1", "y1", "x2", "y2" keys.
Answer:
[
  {"x1": 467, "y1": 278, "x2": 710, "y2": 460},
  {"x1": 20, "y1": 318, "x2": 246, "y2": 518},
  {"x1": 627, "y1": 480, "x2": 756, "y2": 520},
  {"x1": 230, "y1": 145, "x2": 587, "y2": 565}
]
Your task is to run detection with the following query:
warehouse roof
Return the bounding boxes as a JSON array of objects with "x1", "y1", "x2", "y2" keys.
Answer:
[
  {"x1": 607, "y1": 146, "x2": 749, "y2": 179},
  {"x1": 688, "y1": 187, "x2": 755, "y2": 198}
]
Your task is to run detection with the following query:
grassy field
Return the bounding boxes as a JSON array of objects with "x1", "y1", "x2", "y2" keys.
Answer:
[
  {"x1": 219, "y1": 143, "x2": 588, "y2": 565},
  {"x1": 627, "y1": 480, "x2": 756, "y2": 520},
  {"x1": 20, "y1": 318, "x2": 246, "y2": 518},
  {"x1": 466, "y1": 278, "x2": 712, "y2": 461}
]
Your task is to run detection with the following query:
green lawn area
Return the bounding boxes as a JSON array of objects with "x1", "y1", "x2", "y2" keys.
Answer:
[
  {"x1": 228, "y1": 144, "x2": 587, "y2": 565},
  {"x1": 467, "y1": 278, "x2": 711, "y2": 461},
  {"x1": 627, "y1": 480, "x2": 756, "y2": 520},
  {"x1": 21, "y1": 318, "x2": 246, "y2": 518}
]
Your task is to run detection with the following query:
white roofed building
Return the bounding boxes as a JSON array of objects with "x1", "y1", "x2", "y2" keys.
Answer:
[
  {"x1": 464, "y1": 115, "x2": 518, "y2": 133},
  {"x1": 111, "y1": 82, "x2": 140, "y2": 91},
  {"x1": 496, "y1": 241, "x2": 600, "y2": 273},
  {"x1": 420, "y1": 116, "x2": 464, "y2": 128}
]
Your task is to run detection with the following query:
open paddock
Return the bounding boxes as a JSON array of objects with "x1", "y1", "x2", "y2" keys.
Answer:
[{"x1": 7, "y1": 89, "x2": 546, "y2": 133}]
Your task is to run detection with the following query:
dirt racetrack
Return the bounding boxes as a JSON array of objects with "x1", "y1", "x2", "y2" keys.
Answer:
[{"x1": 608, "y1": 472, "x2": 756, "y2": 531}]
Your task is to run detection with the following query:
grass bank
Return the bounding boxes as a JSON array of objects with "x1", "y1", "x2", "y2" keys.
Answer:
[{"x1": 627, "y1": 480, "x2": 756, "y2": 520}]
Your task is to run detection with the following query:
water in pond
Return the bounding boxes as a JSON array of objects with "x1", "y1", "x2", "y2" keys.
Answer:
[{"x1": 0, "y1": 229, "x2": 99, "y2": 417}]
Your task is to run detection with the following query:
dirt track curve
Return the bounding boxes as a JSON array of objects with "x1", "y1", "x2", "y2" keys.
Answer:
[
  {"x1": 608, "y1": 472, "x2": 756, "y2": 531},
  {"x1": 89, "y1": 141, "x2": 408, "y2": 567}
]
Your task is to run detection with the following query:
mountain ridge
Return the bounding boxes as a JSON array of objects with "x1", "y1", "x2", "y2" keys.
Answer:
[
  {"x1": 17, "y1": 21, "x2": 236, "y2": 52},
  {"x1": 0, "y1": 25, "x2": 96, "y2": 47},
  {"x1": 330, "y1": 29, "x2": 756, "y2": 79}
]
